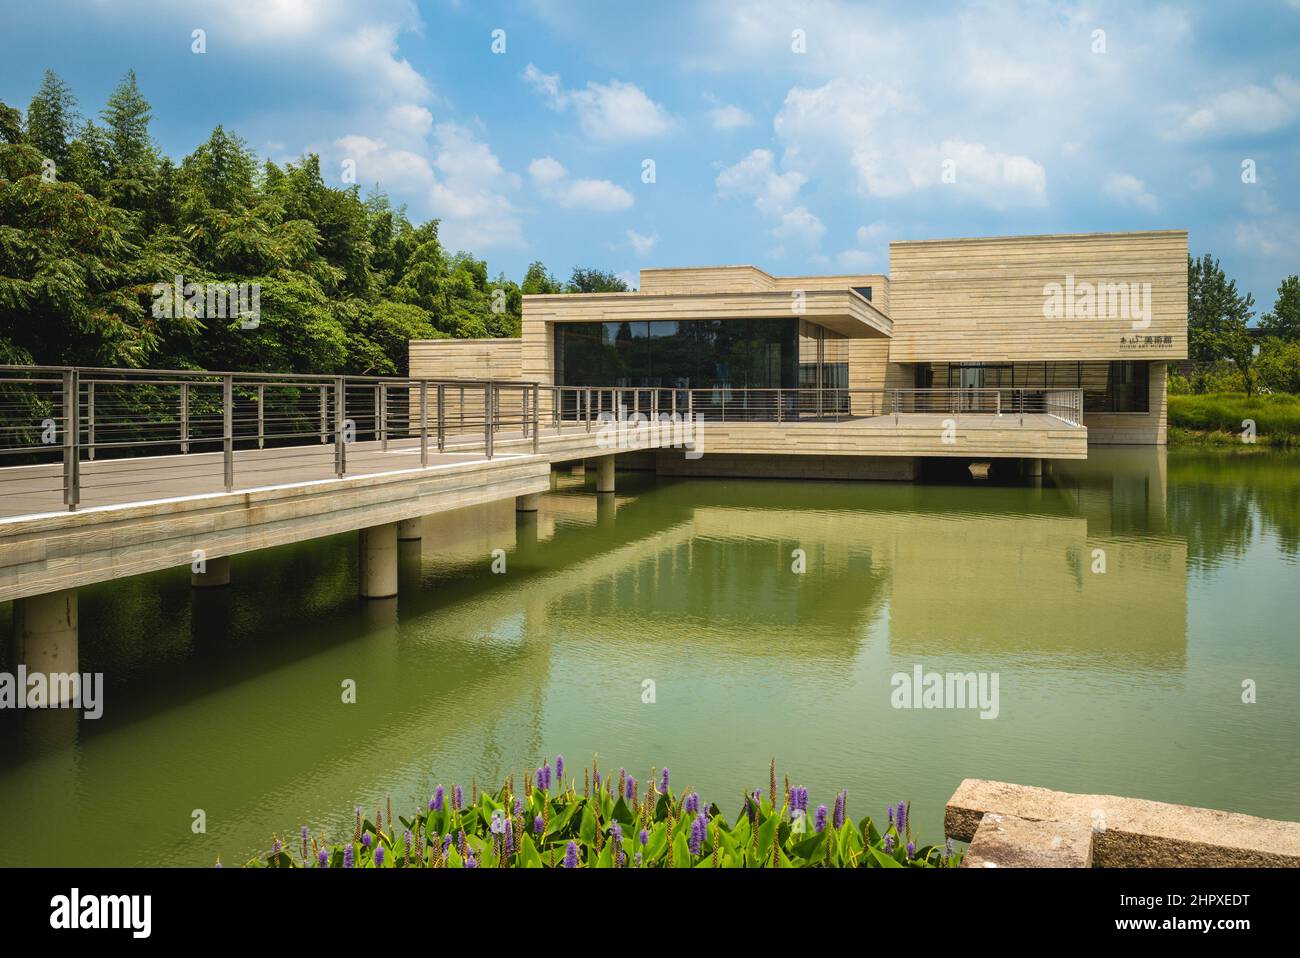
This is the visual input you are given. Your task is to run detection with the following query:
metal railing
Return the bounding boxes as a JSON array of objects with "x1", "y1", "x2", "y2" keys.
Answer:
[
  {"x1": 0, "y1": 365, "x2": 542, "y2": 512},
  {"x1": 885, "y1": 388, "x2": 1085, "y2": 427},
  {"x1": 542, "y1": 385, "x2": 1085, "y2": 428},
  {"x1": 0, "y1": 365, "x2": 1085, "y2": 516}
]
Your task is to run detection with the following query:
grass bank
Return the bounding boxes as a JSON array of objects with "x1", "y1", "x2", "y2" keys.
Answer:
[{"x1": 1168, "y1": 392, "x2": 1300, "y2": 448}]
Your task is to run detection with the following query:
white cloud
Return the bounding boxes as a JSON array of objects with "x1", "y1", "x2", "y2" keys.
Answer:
[
  {"x1": 426, "y1": 123, "x2": 524, "y2": 249},
  {"x1": 626, "y1": 229, "x2": 658, "y2": 256},
  {"x1": 716, "y1": 148, "x2": 823, "y2": 248},
  {"x1": 716, "y1": 149, "x2": 807, "y2": 217},
  {"x1": 771, "y1": 206, "x2": 826, "y2": 245},
  {"x1": 1102, "y1": 172, "x2": 1159, "y2": 212},
  {"x1": 856, "y1": 222, "x2": 887, "y2": 244},
  {"x1": 708, "y1": 104, "x2": 753, "y2": 130},
  {"x1": 1234, "y1": 220, "x2": 1300, "y2": 259},
  {"x1": 527, "y1": 156, "x2": 567, "y2": 185},
  {"x1": 527, "y1": 155, "x2": 633, "y2": 211},
  {"x1": 523, "y1": 64, "x2": 673, "y2": 140},
  {"x1": 1170, "y1": 75, "x2": 1300, "y2": 140}
]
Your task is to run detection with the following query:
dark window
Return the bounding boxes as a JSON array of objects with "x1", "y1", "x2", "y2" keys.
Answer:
[{"x1": 851, "y1": 286, "x2": 873, "y2": 301}]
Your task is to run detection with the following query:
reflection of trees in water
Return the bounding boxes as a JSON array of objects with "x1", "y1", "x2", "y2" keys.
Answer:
[{"x1": 1168, "y1": 453, "x2": 1300, "y2": 569}]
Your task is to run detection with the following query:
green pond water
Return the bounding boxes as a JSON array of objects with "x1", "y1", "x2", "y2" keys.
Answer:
[{"x1": 0, "y1": 447, "x2": 1297, "y2": 866}]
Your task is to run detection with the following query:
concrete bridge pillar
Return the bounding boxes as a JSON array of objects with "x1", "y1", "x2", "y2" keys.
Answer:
[
  {"x1": 516, "y1": 493, "x2": 540, "y2": 512},
  {"x1": 359, "y1": 522, "x2": 399, "y2": 599},
  {"x1": 397, "y1": 517, "x2": 423, "y2": 541},
  {"x1": 595, "y1": 455, "x2": 616, "y2": 494},
  {"x1": 1027, "y1": 457, "x2": 1043, "y2": 479},
  {"x1": 191, "y1": 555, "x2": 231, "y2": 588},
  {"x1": 570, "y1": 460, "x2": 586, "y2": 478},
  {"x1": 13, "y1": 588, "x2": 78, "y2": 704}
]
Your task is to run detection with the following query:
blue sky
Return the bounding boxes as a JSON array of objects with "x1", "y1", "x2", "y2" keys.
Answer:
[{"x1": 2, "y1": 0, "x2": 1298, "y2": 312}]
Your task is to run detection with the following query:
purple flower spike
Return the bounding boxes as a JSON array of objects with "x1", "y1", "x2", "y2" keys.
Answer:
[
  {"x1": 661, "y1": 767, "x2": 669, "y2": 792},
  {"x1": 344, "y1": 844, "x2": 355, "y2": 868},
  {"x1": 514, "y1": 797, "x2": 524, "y2": 817},
  {"x1": 453, "y1": 784, "x2": 463, "y2": 811},
  {"x1": 374, "y1": 845, "x2": 385, "y2": 867},
  {"x1": 833, "y1": 791, "x2": 845, "y2": 830},
  {"x1": 683, "y1": 792, "x2": 699, "y2": 816},
  {"x1": 688, "y1": 814, "x2": 705, "y2": 856},
  {"x1": 906, "y1": 841, "x2": 915, "y2": 860},
  {"x1": 534, "y1": 814, "x2": 545, "y2": 835},
  {"x1": 464, "y1": 851, "x2": 478, "y2": 869},
  {"x1": 536, "y1": 766, "x2": 546, "y2": 790},
  {"x1": 814, "y1": 804, "x2": 828, "y2": 833},
  {"x1": 887, "y1": 806, "x2": 894, "y2": 826},
  {"x1": 639, "y1": 827, "x2": 649, "y2": 847},
  {"x1": 433, "y1": 785, "x2": 444, "y2": 812},
  {"x1": 442, "y1": 834, "x2": 453, "y2": 853},
  {"x1": 505, "y1": 817, "x2": 515, "y2": 856},
  {"x1": 361, "y1": 832, "x2": 372, "y2": 848},
  {"x1": 884, "y1": 834, "x2": 895, "y2": 854},
  {"x1": 490, "y1": 810, "x2": 507, "y2": 835},
  {"x1": 556, "y1": 754, "x2": 564, "y2": 782},
  {"x1": 317, "y1": 847, "x2": 328, "y2": 868},
  {"x1": 625, "y1": 776, "x2": 635, "y2": 800},
  {"x1": 563, "y1": 841, "x2": 579, "y2": 868},
  {"x1": 610, "y1": 822, "x2": 624, "y2": 866},
  {"x1": 797, "y1": 786, "x2": 809, "y2": 813},
  {"x1": 896, "y1": 802, "x2": 907, "y2": 833}
]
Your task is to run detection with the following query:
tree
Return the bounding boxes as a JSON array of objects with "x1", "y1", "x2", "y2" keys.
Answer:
[
  {"x1": 102, "y1": 70, "x2": 153, "y2": 170},
  {"x1": 25, "y1": 69, "x2": 79, "y2": 170},
  {"x1": 522, "y1": 261, "x2": 562, "y2": 294},
  {"x1": 1187, "y1": 253, "x2": 1255, "y2": 365},
  {"x1": 567, "y1": 267, "x2": 629, "y2": 293},
  {"x1": 1259, "y1": 275, "x2": 1300, "y2": 341},
  {"x1": 0, "y1": 100, "x2": 23, "y2": 144}
]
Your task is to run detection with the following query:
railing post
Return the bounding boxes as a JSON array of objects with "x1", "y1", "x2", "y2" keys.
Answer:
[
  {"x1": 257, "y1": 383, "x2": 265, "y2": 449},
  {"x1": 62, "y1": 369, "x2": 80, "y2": 511},
  {"x1": 180, "y1": 382, "x2": 189, "y2": 453},
  {"x1": 380, "y1": 383, "x2": 388, "y2": 451},
  {"x1": 533, "y1": 383, "x2": 540, "y2": 453},
  {"x1": 319, "y1": 384, "x2": 328, "y2": 443},
  {"x1": 435, "y1": 383, "x2": 444, "y2": 454},
  {"x1": 688, "y1": 390, "x2": 694, "y2": 424},
  {"x1": 420, "y1": 381, "x2": 430, "y2": 466},
  {"x1": 484, "y1": 381, "x2": 494, "y2": 459},
  {"x1": 586, "y1": 387, "x2": 592, "y2": 432},
  {"x1": 334, "y1": 376, "x2": 346, "y2": 478},
  {"x1": 777, "y1": 388, "x2": 783, "y2": 423},
  {"x1": 86, "y1": 380, "x2": 95, "y2": 461},
  {"x1": 222, "y1": 374, "x2": 234, "y2": 492},
  {"x1": 374, "y1": 384, "x2": 382, "y2": 446},
  {"x1": 995, "y1": 390, "x2": 1001, "y2": 417}
]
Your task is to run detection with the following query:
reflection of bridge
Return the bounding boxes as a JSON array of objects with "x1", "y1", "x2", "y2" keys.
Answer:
[{"x1": 1, "y1": 364, "x2": 1086, "y2": 692}]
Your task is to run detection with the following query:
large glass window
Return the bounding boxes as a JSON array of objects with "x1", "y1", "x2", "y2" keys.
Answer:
[
  {"x1": 921, "y1": 361, "x2": 1150, "y2": 412},
  {"x1": 554, "y1": 318, "x2": 802, "y2": 390}
]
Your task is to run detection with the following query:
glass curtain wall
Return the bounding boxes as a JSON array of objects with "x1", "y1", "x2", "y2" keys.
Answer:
[{"x1": 921, "y1": 361, "x2": 1151, "y2": 412}]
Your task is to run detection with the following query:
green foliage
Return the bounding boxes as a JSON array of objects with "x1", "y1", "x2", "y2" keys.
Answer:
[
  {"x1": 1259, "y1": 275, "x2": 1300, "y2": 341},
  {"x1": 1255, "y1": 337, "x2": 1300, "y2": 395},
  {"x1": 1187, "y1": 253, "x2": 1257, "y2": 393},
  {"x1": 1169, "y1": 392, "x2": 1300, "y2": 447},
  {"x1": 242, "y1": 763, "x2": 960, "y2": 869},
  {"x1": 1, "y1": 69, "x2": 588, "y2": 376},
  {"x1": 567, "y1": 266, "x2": 630, "y2": 293}
]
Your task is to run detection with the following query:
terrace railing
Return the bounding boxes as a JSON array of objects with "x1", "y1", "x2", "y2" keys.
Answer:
[{"x1": 545, "y1": 385, "x2": 1085, "y2": 428}]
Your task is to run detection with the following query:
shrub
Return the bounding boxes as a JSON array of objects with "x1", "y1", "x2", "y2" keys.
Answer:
[{"x1": 1169, "y1": 391, "x2": 1300, "y2": 446}]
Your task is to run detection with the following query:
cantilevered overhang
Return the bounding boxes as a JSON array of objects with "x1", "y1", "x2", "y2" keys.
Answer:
[{"x1": 523, "y1": 288, "x2": 892, "y2": 338}]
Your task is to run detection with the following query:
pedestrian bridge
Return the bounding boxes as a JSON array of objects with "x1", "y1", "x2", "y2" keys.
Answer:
[{"x1": 0, "y1": 364, "x2": 1084, "y2": 686}]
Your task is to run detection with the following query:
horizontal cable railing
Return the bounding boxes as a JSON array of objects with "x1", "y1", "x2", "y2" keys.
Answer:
[
  {"x1": 0, "y1": 365, "x2": 1085, "y2": 516},
  {"x1": 0, "y1": 365, "x2": 542, "y2": 513}
]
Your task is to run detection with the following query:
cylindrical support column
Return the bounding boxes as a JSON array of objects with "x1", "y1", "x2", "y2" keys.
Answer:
[
  {"x1": 359, "y1": 522, "x2": 399, "y2": 599},
  {"x1": 397, "y1": 517, "x2": 423, "y2": 541},
  {"x1": 13, "y1": 589, "x2": 78, "y2": 704},
  {"x1": 570, "y1": 460, "x2": 586, "y2": 478},
  {"x1": 1027, "y1": 457, "x2": 1043, "y2": 478},
  {"x1": 516, "y1": 493, "x2": 540, "y2": 512},
  {"x1": 595, "y1": 455, "x2": 615, "y2": 494},
  {"x1": 191, "y1": 555, "x2": 231, "y2": 588}
]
